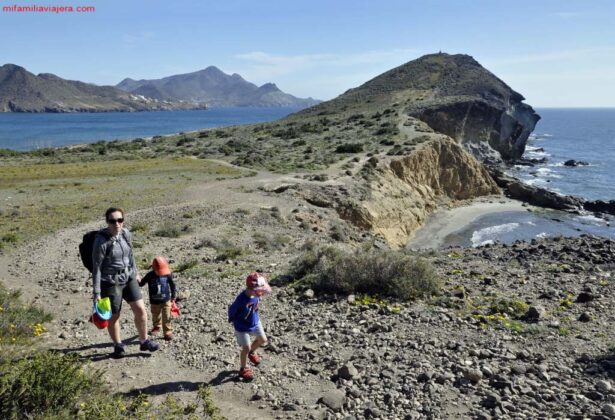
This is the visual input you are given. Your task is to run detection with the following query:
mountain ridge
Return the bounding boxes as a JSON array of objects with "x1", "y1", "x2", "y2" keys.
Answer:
[
  {"x1": 116, "y1": 66, "x2": 320, "y2": 108},
  {"x1": 0, "y1": 63, "x2": 206, "y2": 113}
]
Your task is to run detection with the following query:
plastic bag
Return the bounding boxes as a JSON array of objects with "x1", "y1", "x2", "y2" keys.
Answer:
[{"x1": 170, "y1": 300, "x2": 180, "y2": 318}]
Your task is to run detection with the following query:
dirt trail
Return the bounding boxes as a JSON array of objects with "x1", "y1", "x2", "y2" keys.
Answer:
[{"x1": 0, "y1": 169, "x2": 320, "y2": 419}]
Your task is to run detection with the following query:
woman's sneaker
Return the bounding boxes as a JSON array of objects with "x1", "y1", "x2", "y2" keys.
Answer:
[
  {"x1": 112, "y1": 343, "x2": 126, "y2": 359},
  {"x1": 140, "y1": 339, "x2": 160, "y2": 352},
  {"x1": 248, "y1": 351, "x2": 261, "y2": 366},
  {"x1": 239, "y1": 366, "x2": 253, "y2": 380}
]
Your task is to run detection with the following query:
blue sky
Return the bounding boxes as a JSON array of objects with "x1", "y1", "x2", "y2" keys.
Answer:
[{"x1": 1, "y1": 0, "x2": 614, "y2": 106}]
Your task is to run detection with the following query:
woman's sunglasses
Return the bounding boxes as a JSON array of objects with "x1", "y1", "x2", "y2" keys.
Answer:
[{"x1": 107, "y1": 218, "x2": 124, "y2": 224}]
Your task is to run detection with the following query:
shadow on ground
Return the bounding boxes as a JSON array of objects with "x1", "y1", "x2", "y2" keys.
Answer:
[
  {"x1": 56, "y1": 334, "x2": 154, "y2": 362},
  {"x1": 121, "y1": 370, "x2": 238, "y2": 397},
  {"x1": 578, "y1": 347, "x2": 615, "y2": 378}
]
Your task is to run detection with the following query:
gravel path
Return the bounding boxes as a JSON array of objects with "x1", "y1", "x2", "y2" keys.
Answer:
[{"x1": 3, "y1": 170, "x2": 615, "y2": 419}]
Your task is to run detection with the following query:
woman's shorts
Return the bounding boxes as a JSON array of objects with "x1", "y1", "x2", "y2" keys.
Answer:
[
  {"x1": 235, "y1": 321, "x2": 266, "y2": 347},
  {"x1": 101, "y1": 279, "x2": 142, "y2": 314}
]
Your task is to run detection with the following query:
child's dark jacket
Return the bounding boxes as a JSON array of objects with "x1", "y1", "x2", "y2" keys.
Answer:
[{"x1": 139, "y1": 271, "x2": 176, "y2": 304}]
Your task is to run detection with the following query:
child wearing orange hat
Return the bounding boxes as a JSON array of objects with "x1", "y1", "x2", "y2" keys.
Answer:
[{"x1": 139, "y1": 256, "x2": 177, "y2": 341}]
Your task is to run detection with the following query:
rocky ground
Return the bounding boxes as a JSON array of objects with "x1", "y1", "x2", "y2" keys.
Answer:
[{"x1": 2, "y1": 169, "x2": 615, "y2": 419}]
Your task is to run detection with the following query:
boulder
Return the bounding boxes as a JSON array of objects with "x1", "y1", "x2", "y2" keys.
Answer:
[
  {"x1": 338, "y1": 363, "x2": 359, "y2": 380},
  {"x1": 564, "y1": 160, "x2": 589, "y2": 167},
  {"x1": 319, "y1": 389, "x2": 346, "y2": 412}
]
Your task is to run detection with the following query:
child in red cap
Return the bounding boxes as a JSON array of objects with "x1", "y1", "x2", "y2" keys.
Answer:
[
  {"x1": 228, "y1": 272, "x2": 271, "y2": 380},
  {"x1": 139, "y1": 256, "x2": 177, "y2": 341}
]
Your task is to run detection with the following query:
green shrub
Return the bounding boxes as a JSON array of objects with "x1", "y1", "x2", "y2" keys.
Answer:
[
  {"x1": 0, "y1": 351, "x2": 96, "y2": 418},
  {"x1": 284, "y1": 244, "x2": 440, "y2": 300},
  {"x1": 0, "y1": 350, "x2": 222, "y2": 419},
  {"x1": 335, "y1": 143, "x2": 364, "y2": 153},
  {"x1": 154, "y1": 224, "x2": 192, "y2": 238},
  {"x1": 253, "y1": 232, "x2": 291, "y2": 251},
  {"x1": 175, "y1": 259, "x2": 199, "y2": 273},
  {"x1": 1, "y1": 233, "x2": 18, "y2": 244},
  {"x1": 216, "y1": 245, "x2": 244, "y2": 261},
  {"x1": 129, "y1": 223, "x2": 148, "y2": 234},
  {"x1": 154, "y1": 224, "x2": 182, "y2": 238},
  {"x1": 0, "y1": 285, "x2": 52, "y2": 344}
]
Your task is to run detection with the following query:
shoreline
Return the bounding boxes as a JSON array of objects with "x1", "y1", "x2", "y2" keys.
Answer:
[{"x1": 406, "y1": 197, "x2": 529, "y2": 249}]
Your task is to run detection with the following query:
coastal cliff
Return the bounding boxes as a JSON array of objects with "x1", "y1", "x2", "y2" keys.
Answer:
[
  {"x1": 295, "y1": 136, "x2": 500, "y2": 248},
  {"x1": 297, "y1": 53, "x2": 540, "y2": 163},
  {"x1": 355, "y1": 137, "x2": 500, "y2": 247}
]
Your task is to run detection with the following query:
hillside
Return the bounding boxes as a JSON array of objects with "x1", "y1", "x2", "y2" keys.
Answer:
[
  {"x1": 294, "y1": 53, "x2": 540, "y2": 161},
  {"x1": 0, "y1": 64, "x2": 207, "y2": 112},
  {"x1": 1, "y1": 53, "x2": 547, "y2": 247},
  {"x1": 2, "y1": 52, "x2": 614, "y2": 419},
  {"x1": 116, "y1": 66, "x2": 320, "y2": 108}
]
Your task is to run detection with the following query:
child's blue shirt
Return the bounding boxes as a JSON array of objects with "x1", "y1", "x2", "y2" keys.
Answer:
[{"x1": 228, "y1": 290, "x2": 261, "y2": 332}]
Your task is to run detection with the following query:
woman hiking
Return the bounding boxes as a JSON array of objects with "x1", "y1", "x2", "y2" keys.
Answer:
[{"x1": 92, "y1": 207, "x2": 159, "y2": 357}]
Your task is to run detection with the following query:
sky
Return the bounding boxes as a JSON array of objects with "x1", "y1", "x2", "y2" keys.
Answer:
[{"x1": 1, "y1": 0, "x2": 614, "y2": 107}]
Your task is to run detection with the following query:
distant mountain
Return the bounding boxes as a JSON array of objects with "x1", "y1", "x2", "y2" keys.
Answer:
[
  {"x1": 0, "y1": 64, "x2": 207, "y2": 113},
  {"x1": 116, "y1": 66, "x2": 320, "y2": 108}
]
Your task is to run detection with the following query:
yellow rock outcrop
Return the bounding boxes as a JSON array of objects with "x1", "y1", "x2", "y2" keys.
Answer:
[{"x1": 342, "y1": 137, "x2": 500, "y2": 247}]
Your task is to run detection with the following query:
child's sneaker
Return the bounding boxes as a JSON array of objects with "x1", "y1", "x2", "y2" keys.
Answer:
[
  {"x1": 164, "y1": 333, "x2": 173, "y2": 341},
  {"x1": 112, "y1": 343, "x2": 126, "y2": 359},
  {"x1": 150, "y1": 327, "x2": 160, "y2": 336},
  {"x1": 239, "y1": 366, "x2": 253, "y2": 380},
  {"x1": 248, "y1": 351, "x2": 261, "y2": 366},
  {"x1": 140, "y1": 339, "x2": 160, "y2": 352}
]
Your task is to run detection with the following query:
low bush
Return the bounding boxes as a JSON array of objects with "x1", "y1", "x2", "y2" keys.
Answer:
[
  {"x1": 253, "y1": 232, "x2": 291, "y2": 251},
  {"x1": 0, "y1": 350, "x2": 224, "y2": 419},
  {"x1": 335, "y1": 143, "x2": 363, "y2": 153},
  {"x1": 0, "y1": 285, "x2": 51, "y2": 345},
  {"x1": 154, "y1": 224, "x2": 192, "y2": 238},
  {"x1": 175, "y1": 259, "x2": 199, "y2": 273},
  {"x1": 0, "y1": 351, "x2": 96, "y2": 418},
  {"x1": 284, "y1": 244, "x2": 440, "y2": 300}
]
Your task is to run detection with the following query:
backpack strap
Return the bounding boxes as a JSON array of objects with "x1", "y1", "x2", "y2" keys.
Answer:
[
  {"x1": 96, "y1": 230, "x2": 114, "y2": 261},
  {"x1": 121, "y1": 230, "x2": 132, "y2": 248}
]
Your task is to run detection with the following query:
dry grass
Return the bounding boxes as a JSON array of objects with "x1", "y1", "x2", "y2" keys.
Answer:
[{"x1": 0, "y1": 158, "x2": 245, "y2": 249}]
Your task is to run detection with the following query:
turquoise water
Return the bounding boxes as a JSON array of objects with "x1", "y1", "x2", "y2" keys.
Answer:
[{"x1": 0, "y1": 107, "x2": 299, "y2": 151}]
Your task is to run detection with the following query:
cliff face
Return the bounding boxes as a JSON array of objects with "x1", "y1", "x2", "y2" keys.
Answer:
[
  {"x1": 296, "y1": 53, "x2": 540, "y2": 162},
  {"x1": 343, "y1": 137, "x2": 499, "y2": 247},
  {"x1": 410, "y1": 99, "x2": 539, "y2": 161},
  {"x1": 298, "y1": 137, "x2": 500, "y2": 248}
]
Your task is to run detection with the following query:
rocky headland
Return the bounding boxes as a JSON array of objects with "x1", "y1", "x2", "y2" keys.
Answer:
[{"x1": 1, "y1": 52, "x2": 614, "y2": 419}]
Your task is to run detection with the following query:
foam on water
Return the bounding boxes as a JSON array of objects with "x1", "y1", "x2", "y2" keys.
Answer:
[{"x1": 471, "y1": 222, "x2": 520, "y2": 247}]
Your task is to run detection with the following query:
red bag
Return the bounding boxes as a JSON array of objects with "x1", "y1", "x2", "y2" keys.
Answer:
[{"x1": 170, "y1": 300, "x2": 180, "y2": 318}]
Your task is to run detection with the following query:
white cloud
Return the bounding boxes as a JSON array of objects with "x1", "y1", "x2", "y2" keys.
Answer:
[{"x1": 233, "y1": 48, "x2": 418, "y2": 78}]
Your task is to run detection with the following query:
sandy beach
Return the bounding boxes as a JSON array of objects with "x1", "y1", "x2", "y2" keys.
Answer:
[{"x1": 406, "y1": 196, "x2": 529, "y2": 249}]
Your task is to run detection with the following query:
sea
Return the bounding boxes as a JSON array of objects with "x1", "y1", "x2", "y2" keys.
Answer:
[
  {"x1": 439, "y1": 108, "x2": 615, "y2": 247},
  {"x1": 0, "y1": 107, "x2": 614, "y2": 247},
  {"x1": 0, "y1": 107, "x2": 299, "y2": 151}
]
